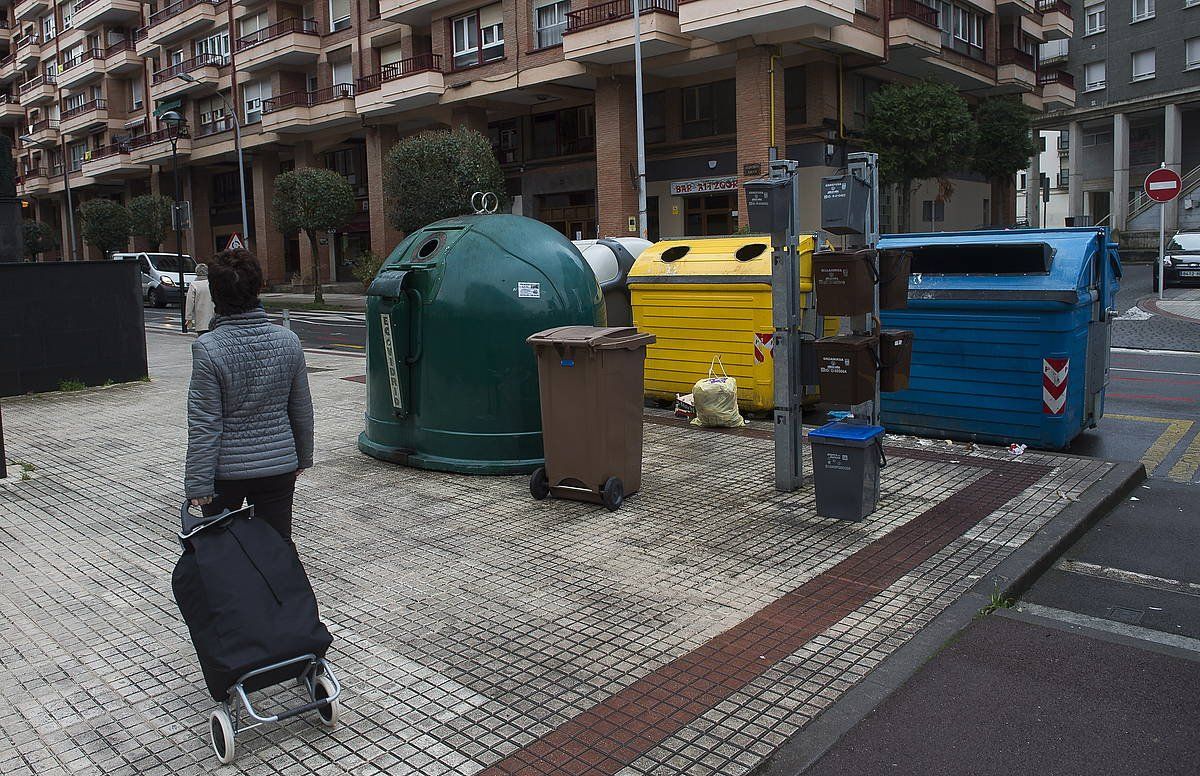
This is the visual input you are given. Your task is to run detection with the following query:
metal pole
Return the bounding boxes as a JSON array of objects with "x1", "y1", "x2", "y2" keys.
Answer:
[
  {"x1": 172, "y1": 136, "x2": 186, "y2": 333},
  {"x1": 1159, "y1": 199, "x2": 1165, "y2": 300},
  {"x1": 632, "y1": 0, "x2": 648, "y2": 240},
  {"x1": 233, "y1": 114, "x2": 249, "y2": 241},
  {"x1": 0, "y1": 403, "x2": 6, "y2": 479},
  {"x1": 62, "y1": 142, "x2": 77, "y2": 261}
]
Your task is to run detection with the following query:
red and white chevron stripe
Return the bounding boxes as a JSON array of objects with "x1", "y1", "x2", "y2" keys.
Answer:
[{"x1": 1042, "y1": 357, "x2": 1069, "y2": 415}]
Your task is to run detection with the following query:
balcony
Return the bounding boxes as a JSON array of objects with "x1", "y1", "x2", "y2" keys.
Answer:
[
  {"x1": 103, "y1": 39, "x2": 142, "y2": 74},
  {"x1": 355, "y1": 53, "x2": 444, "y2": 116},
  {"x1": 15, "y1": 34, "x2": 41, "y2": 68},
  {"x1": 0, "y1": 54, "x2": 17, "y2": 84},
  {"x1": 58, "y1": 48, "x2": 106, "y2": 90},
  {"x1": 263, "y1": 84, "x2": 357, "y2": 133},
  {"x1": 678, "y1": 0, "x2": 855, "y2": 42},
  {"x1": 133, "y1": 26, "x2": 155, "y2": 58},
  {"x1": 563, "y1": 0, "x2": 689, "y2": 64},
  {"x1": 61, "y1": 98, "x2": 110, "y2": 137},
  {"x1": 146, "y1": 0, "x2": 223, "y2": 47},
  {"x1": 22, "y1": 118, "x2": 58, "y2": 146},
  {"x1": 15, "y1": 0, "x2": 50, "y2": 22},
  {"x1": 72, "y1": 0, "x2": 142, "y2": 30},
  {"x1": 887, "y1": 0, "x2": 941, "y2": 56},
  {"x1": 128, "y1": 127, "x2": 191, "y2": 164},
  {"x1": 995, "y1": 0, "x2": 1035, "y2": 15},
  {"x1": 83, "y1": 142, "x2": 144, "y2": 176},
  {"x1": 377, "y1": 0, "x2": 451, "y2": 26},
  {"x1": 150, "y1": 53, "x2": 224, "y2": 101},
  {"x1": 1038, "y1": 69, "x2": 1074, "y2": 111},
  {"x1": 17, "y1": 167, "x2": 50, "y2": 196},
  {"x1": 0, "y1": 94, "x2": 21, "y2": 122},
  {"x1": 195, "y1": 115, "x2": 235, "y2": 140},
  {"x1": 995, "y1": 47, "x2": 1037, "y2": 91},
  {"x1": 18, "y1": 73, "x2": 57, "y2": 106},
  {"x1": 235, "y1": 18, "x2": 320, "y2": 72},
  {"x1": 1036, "y1": 0, "x2": 1072, "y2": 40}
]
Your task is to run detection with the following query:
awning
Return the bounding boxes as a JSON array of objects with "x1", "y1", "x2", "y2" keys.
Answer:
[
  {"x1": 153, "y1": 98, "x2": 182, "y2": 117},
  {"x1": 124, "y1": 115, "x2": 146, "y2": 129}
]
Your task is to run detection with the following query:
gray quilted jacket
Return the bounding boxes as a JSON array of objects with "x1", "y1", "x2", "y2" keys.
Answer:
[{"x1": 184, "y1": 308, "x2": 314, "y2": 499}]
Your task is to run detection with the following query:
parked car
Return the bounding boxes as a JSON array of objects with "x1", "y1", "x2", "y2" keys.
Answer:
[
  {"x1": 1153, "y1": 232, "x2": 1200, "y2": 289},
  {"x1": 113, "y1": 252, "x2": 197, "y2": 307}
]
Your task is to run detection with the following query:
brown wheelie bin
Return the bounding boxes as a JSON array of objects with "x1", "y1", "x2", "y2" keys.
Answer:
[{"x1": 527, "y1": 326, "x2": 656, "y2": 511}]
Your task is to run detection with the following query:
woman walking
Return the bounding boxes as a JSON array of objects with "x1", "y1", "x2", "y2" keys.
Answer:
[
  {"x1": 185, "y1": 263, "x2": 215, "y2": 334},
  {"x1": 183, "y1": 248, "x2": 314, "y2": 541}
]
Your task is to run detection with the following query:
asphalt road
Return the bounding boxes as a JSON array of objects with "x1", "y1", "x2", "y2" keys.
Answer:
[{"x1": 143, "y1": 305, "x2": 367, "y2": 356}]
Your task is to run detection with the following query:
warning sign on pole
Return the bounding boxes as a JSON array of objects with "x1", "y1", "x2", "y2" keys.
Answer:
[{"x1": 224, "y1": 233, "x2": 246, "y2": 252}]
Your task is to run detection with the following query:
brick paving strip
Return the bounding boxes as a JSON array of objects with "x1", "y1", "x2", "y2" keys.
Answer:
[{"x1": 481, "y1": 422, "x2": 1048, "y2": 775}]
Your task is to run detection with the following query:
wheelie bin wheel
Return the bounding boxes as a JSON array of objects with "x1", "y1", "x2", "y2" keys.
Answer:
[
  {"x1": 530, "y1": 467, "x2": 550, "y2": 500},
  {"x1": 311, "y1": 674, "x2": 341, "y2": 727},
  {"x1": 601, "y1": 477, "x2": 624, "y2": 512},
  {"x1": 210, "y1": 706, "x2": 236, "y2": 764}
]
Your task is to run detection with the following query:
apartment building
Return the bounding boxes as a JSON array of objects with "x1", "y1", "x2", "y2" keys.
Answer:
[
  {"x1": 1017, "y1": 127, "x2": 1070, "y2": 225},
  {"x1": 1036, "y1": 0, "x2": 1200, "y2": 244},
  {"x1": 1, "y1": 0, "x2": 1072, "y2": 285}
]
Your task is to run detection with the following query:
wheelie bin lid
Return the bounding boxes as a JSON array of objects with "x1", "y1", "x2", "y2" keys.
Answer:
[
  {"x1": 808, "y1": 422, "x2": 885, "y2": 442},
  {"x1": 527, "y1": 326, "x2": 656, "y2": 350}
]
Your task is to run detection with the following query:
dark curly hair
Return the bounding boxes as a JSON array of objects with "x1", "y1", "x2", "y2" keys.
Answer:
[{"x1": 208, "y1": 248, "x2": 263, "y2": 316}]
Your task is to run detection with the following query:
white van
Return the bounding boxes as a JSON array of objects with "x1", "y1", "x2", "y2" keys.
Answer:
[{"x1": 113, "y1": 252, "x2": 197, "y2": 308}]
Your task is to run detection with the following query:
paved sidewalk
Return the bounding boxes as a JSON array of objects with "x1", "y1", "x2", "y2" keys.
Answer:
[
  {"x1": 0, "y1": 333, "x2": 1117, "y2": 775},
  {"x1": 260, "y1": 292, "x2": 367, "y2": 311}
]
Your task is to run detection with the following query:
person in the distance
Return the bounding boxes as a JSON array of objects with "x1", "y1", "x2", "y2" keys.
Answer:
[
  {"x1": 183, "y1": 248, "x2": 314, "y2": 541},
  {"x1": 185, "y1": 262, "x2": 215, "y2": 334}
]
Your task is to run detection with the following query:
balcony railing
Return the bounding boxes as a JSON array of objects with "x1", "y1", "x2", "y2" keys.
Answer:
[
  {"x1": 235, "y1": 17, "x2": 318, "y2": 51},
  {"x1": 565, "y1": 0, "x2": 677, "y2": 33},
  {"x1": 263, "y1": 83, "x2": 355, "y2": 113},
  {"x1": 105, "y1": 39, "x2": 135, "y2": 58},
  {"x1": 148, "y1": 0, "x2": 222, "y2": 29},
  {"x1": 61, "y1": 48, "x2": 104, "y2": 71},
  {"x1": 62, "y1": 98, "x2": 106, "y2": 120},
  {"x1": 998, "y1": 48, "x2": 1036, "y2": 70},
  {"x1": 27, "y1": 118, "x2": 59, "y2": 132},
  {"x1": 153, "y1": 53, "x2": 227, "y2": 84},
  {"x1": 197, "y1": 115, "x2": 234, "y2": 136},
  {"x1": 1038, "y1": 69, "x2": 1074, "y2": 88},
  {"x1": 86, "y1": 142, "x2": 132, "y2": 161},
  {"x1": 128, "y1": 126, "x2": 190, "y2": 149},
  {"x1": 132, "y1": 27, "x2": 147, "y2": 42},
  {"x1": 19, "y1": 73, "x2": 56, "y2": 93},
  {"x1": 14, "y1": 33, "x2": 39, "y2": 50},
  {"x1": 0, "y1": 54, "x2": 15, "y2": 69},
  {"x1": 74, "y1": 0, "x2": 101, "y2": 10},
  {"x1": 356, "y1": 53, "x2": 442, "y2": 93},
  {"x1": 17, "y1": 168, "x2": 48, "y2": 183},
  {"x1": 0, "y1": 94, "x2": 18, "y2": 105},
  {"x1": 1035, "y1": 0, "x2": 1072, "y2": 17},
  {"x1": 890, "y1": 0, "x2": 938, "y2": 26}
]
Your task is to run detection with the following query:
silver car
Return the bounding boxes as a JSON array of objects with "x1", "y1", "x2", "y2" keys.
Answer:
[{"x1": 113, "y1": 252, "x2": 197, "y2": 308}]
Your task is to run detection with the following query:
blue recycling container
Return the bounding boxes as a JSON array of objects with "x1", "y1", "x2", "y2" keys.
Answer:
[{"x1": 877, "y1": 227, "x2": 1121, "y2": 450}]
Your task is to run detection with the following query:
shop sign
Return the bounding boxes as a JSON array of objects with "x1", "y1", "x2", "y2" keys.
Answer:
[{"x1": 670, "y1": 176, "x2": 739, "y2": 196}]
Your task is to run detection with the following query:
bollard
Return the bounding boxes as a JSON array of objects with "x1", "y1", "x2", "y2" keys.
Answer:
[
  {"x1": 0, "y1": 403, "x2": 6, "y2": 479},
  {"x1": 282, "y1": 309, "x2": 291, "y2": 330}
]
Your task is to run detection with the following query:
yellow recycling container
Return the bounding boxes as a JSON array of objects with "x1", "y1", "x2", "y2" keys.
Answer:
[{"x1": 627, "y1": 235, "x2": 837, "y2": 412}]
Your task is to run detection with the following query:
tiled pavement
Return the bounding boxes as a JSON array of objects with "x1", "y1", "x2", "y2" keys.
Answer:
[{"x1": 0, "y1": 333, "x2": 1112, "y2": 775}]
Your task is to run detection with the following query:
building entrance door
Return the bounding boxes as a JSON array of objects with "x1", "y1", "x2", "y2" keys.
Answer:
[
  {"x1": 1088, "y1": 191, "x2": 1111, "y2": 226},
  {"x1": 684, "y1": 194, "x2": 736, "y2": 236}
]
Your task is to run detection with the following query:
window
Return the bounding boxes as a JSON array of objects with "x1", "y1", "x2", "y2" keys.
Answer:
[
  {"x1": 489, "y1": 119, "x2": 520, "y2": 163},
  {"x1": 785, "y1": 66, "x2": 806, "y2": 125},
  {"x1": 1131, "y1": 48, "x2": 1155, "y2": 81},
  {"x1": 451, "y1": 5, "x2": 503, "y2": 69},
  {"x1": 681, "y1": 80, "x2": 736, "y2": 139},
  {"x1": 1187, "y1": 37, "x2": 1200, "y2": 70},
  {"x1": 195, "y1": 32, "x2": 230, "y2": 60},
  {"x1": 68, "y1": 141, "x2": 85, "y2": 171},
  {"x1": 332, "y1": 60, "x2": 353, "y2": 86},
  {"x1": 169, "y1": 48, "x2": 185, "y2": 66},
  {"x1": 242, "y1": 79, "x2": 270, "y2": 123},
  {"x1": 934, "y1": 2, "x2": 984, "y2": 58},
  {"x1": 1018, "y1": 173, "x2": 1027, "y2": 190},
  {"x1": 1039, "y1": 135, "x2": 1046, "y2": 152},
  {"x1": 1084, "y1": 1, "x2": 1105, "y2": 34},
  {"x1": 1059, "y1": 168, "x2": 1069, "y2": 188},
  {"x1": 643, "y1": 91, "x2": 665, "y2": 143},
  {"x1": 1082, "y1": 130, "x2": 1112, "y2": 147},
  {"x1": 130, "y1": 78, "x2": 143, "y2": 110},
  {"x1": 62, "y1": 0, "x2": 76, "y2": 30},
  {"x1": 921, "y1": 200, "x2": 945, "y2": 223},
  {"x1": 64, "y1": 92, "x2": 86, "y2": 111},
  {"x1": 534, "y1": 0, "x2": 568, "y2": 48},
  {"x1": 41, "y1": 15, "x2": 56, "y2": 41},
  {"x1": 529, "y1": 105, "x2": 595, "y2": 158},
  {"x1": 329, "y1": 0, "x2": 351, "y2": 31},
  {"x1": 1131, "y1": 0, "x2": 1154, "y2": 21},
  {"x1": 198, "y1": 94, "x2": 224, "y2": 125},
  {"x1": 239, "y1": 12, "x2": 267, "y2": 38},
  {"x1": 1084, "y1": 61, "x2": 1106, "y2": 91}
]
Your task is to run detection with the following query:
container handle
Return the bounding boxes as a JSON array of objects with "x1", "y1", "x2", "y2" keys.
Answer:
[
  {"x1": 857, "y1": 248, "x2": 880, "y2": 283},
  {"x1": 404, "y1": 287, "x2": 423, "y2": 365},
  {"x1": 709, "y1": 355, "x2": 729, "y2": 378},
  {"x1": 876, "y1": 438, "x2": 888, "y2": 470}
]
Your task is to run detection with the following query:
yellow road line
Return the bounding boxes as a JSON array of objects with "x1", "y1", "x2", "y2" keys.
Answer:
[
  {"x1": 1169, "y1": 431, "x2": 1200, "y2": 483},
  {"x1": 1108, "y1": 414, "x2": 1195, "y2": 480},
  {"x1": 332, "y1": 343, "x2": 365, "y2": 349}
]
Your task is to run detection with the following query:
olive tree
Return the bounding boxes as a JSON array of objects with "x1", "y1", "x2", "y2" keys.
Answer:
[
  {"x1": 272, "y1": 168, "x2": 356, "y2": 304},
  {"x1": 972, "y1": 97, "x2": 1038, "y2": 226},
  {"x1": 22, "y1": 220, "x2": 58, "y2": 261},
  {"x1": 127, "y1": 194, "x2": 173, "y2": 250},
  {"x1": 383, "y1": 127, "x2": 506, "y2": 235},
  {"x1": 864, "y1": 81, "x2": 977, "y2": 232},
  {"x1": 78, "y1": 198, "x2": 131, "y2": 258}
]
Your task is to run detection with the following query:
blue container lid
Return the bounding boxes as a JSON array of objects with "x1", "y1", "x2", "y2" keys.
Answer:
[{"x1": 808, "y1": 422, "x2": 885, "y2": 442}]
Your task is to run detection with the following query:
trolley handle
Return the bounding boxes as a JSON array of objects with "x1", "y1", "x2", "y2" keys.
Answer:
[
  {"x1": 179, "y1": 500, "x2": 253, "y2": 539},
  {"x1": 876, "y1": 438, "x2": 888, "y2": 470}
]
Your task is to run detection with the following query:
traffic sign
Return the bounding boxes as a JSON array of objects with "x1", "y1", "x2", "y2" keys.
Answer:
[
  {"x1": 1144, "y1": 167, "x2": 1183, "y2": 203},
  {"x1": 224, "y1": 232, "x2": 245, "y2": 251}
]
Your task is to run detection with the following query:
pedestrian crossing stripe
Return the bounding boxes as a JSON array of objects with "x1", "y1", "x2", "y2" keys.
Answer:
[{"x1": 1107, "y1": 414, "x2": 1197, "y2": 482}]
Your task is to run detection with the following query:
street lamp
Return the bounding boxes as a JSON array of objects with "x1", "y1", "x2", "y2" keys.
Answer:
[
  {"x1": 160, "y1": 110, "x2": 188, "y2": 333},
  {"x1": 19, "y1": 133, "x2": 77, "y2": 261},
  {"x1": 177, "y1": 73, "x2": 249, "y2": 242}
]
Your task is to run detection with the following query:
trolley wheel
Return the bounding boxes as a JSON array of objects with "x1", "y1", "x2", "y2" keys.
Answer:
[
  {"x1": 153, "y1": 286, "x2": 168, "y2": 308},
  {"x1": 529, "y1": 467, "x2": 550, "y2": 501},
  {"x1": 601, "y1": 477, "x2": 624, "y2": 512},
  {"x1": 312, "y1": 674, "x2": 340, "y2": 727},
  {"x1": 209, "y1": 706, "x2": 236, "y2": 765}
]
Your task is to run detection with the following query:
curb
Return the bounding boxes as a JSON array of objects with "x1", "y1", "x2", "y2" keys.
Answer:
[
  {"x1": 1137, "y1": 294, "x2": 1200, "y2": 325},
  {"x1": 752, "y1": 459, "x2": 1146, "y2": 776}
]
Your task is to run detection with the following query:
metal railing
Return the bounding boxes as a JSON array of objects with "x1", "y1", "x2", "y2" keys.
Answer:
[
  {"x1": 105, "y1": 38, "x2": 134, "y2": 58},
  {"x1": 19, "y1": 73, "x2": 55, "y2": 92},
  {"x1": 1038, "y1": 69, "x2": 1074, "y2": 89},
  {"x1": 148, "y1": 0, "x2": 222, "y2": 29},
  {"x1": 565, "y1": 0, "x2": 677, "y2": 33},
  {"x1": 153, "y1": 53, "x2": 227, "y2": 84},
  {"x1": 890, "y1": 0, "x2": 938, "y2": 26},
  {"x1": 62, "y1": 98, "x2": 105, "y2": 121},
  {"x1": 128, "y1": 126, "x2": 190, "y2": 149},
  {"x1": 74, "y1": 0, "x2": 101, "y2": 10},
  {"x1": 27, "y1": 117, "x2": 59, "y2": 132},
  {"x1": 1036, "y1": 0, "x2": 1072, "y2": 18},
  {"x1": 85, "y1": 142, "x2": 132, "y2": 162},
  {"x1": 17, "y1": 167, "x2": 48, "y2": 182},
  {"x1": 197, "y1": 115, "x2": 235, "y2": 136},
  {"x1": 998, "y1": 47, "x2": 1036, "y2": 70},
  {"x1": 133, "y1": 27, "x2": 147, "y2": 43},
  {"x1": 0, "y1": 94, "x2": 18, "y2": 105},
  {"x1": 355, "y1": 53, "x2": 441, "y2": 93},
  {"x1": 263, "y1": 83, "x2": 355, "y2": 113},
  {"x1": 61, "y1": 47, "x2": 104, "y2": 71},
  {"x1": 236, "y1": 17, "x2": 318, "y2": 51},
  {"x1": 14, "y1": 33, "x2": 39, "y2": 50}
]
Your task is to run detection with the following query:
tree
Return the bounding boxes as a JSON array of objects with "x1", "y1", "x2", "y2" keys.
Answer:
[
  {"x1": 127, "y1": 194, "x2": 172, "y2": 250},
  {"x1": 863, "y1": 81, "x2": 977, "y2": 232},
  {"x1": 22, "y1": 220, "x2": 57, "y2": 261},
  {"x1": 272, "y1": 168, "x2": 355, "y2": 304},
  {"x1": 383, "y1": 127, "x2": 506, "y2": 235},
  {"x1": 0, "y1": 135, "x2": 20, "y2": 263},
  {"x1": 972, "y1": 97, "x2": 1037, "y2": 226},
  {"x1": 78, "y1": 199, "x2": 131, "y2": 258}
]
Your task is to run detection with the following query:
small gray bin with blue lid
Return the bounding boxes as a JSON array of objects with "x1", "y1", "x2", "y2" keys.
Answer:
[{"x1": 809, "y1": 422, "x2": 887, "y2": 521}]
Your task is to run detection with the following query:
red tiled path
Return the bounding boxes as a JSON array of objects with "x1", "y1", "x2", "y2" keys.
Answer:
[{"x1": 479, "y1": 455, "x2": 1051, "y2": 776}]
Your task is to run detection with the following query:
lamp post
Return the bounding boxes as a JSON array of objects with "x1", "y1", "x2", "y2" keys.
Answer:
[
  {"x1": 160, "y1": 110, "x2": 187, "y2": 333},
  {"x1": 177, "y1": 73, "x2": 249, "y2": 241},
  {"x1": 19, "y1": 133, "x2": 77, "y2": 261}
]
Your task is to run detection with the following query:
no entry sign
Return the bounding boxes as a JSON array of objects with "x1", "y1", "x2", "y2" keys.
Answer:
[{"x1": 1145, "y1": 167, "x2": 1183, "y2": 203}]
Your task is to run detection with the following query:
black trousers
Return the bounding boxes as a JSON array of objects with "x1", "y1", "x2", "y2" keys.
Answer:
[{"x1": 202, "y1": 471, "x2": 297, "y2": 540}]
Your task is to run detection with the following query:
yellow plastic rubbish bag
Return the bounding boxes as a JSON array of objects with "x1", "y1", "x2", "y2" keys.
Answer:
[{"x1": 691, "y1": 357, "x2": 746, "y2": 428}]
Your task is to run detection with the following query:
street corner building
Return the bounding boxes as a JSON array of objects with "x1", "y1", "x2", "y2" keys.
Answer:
[{"x1": 3, "y1": 0, "x2": 1073, "y2": 282}]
